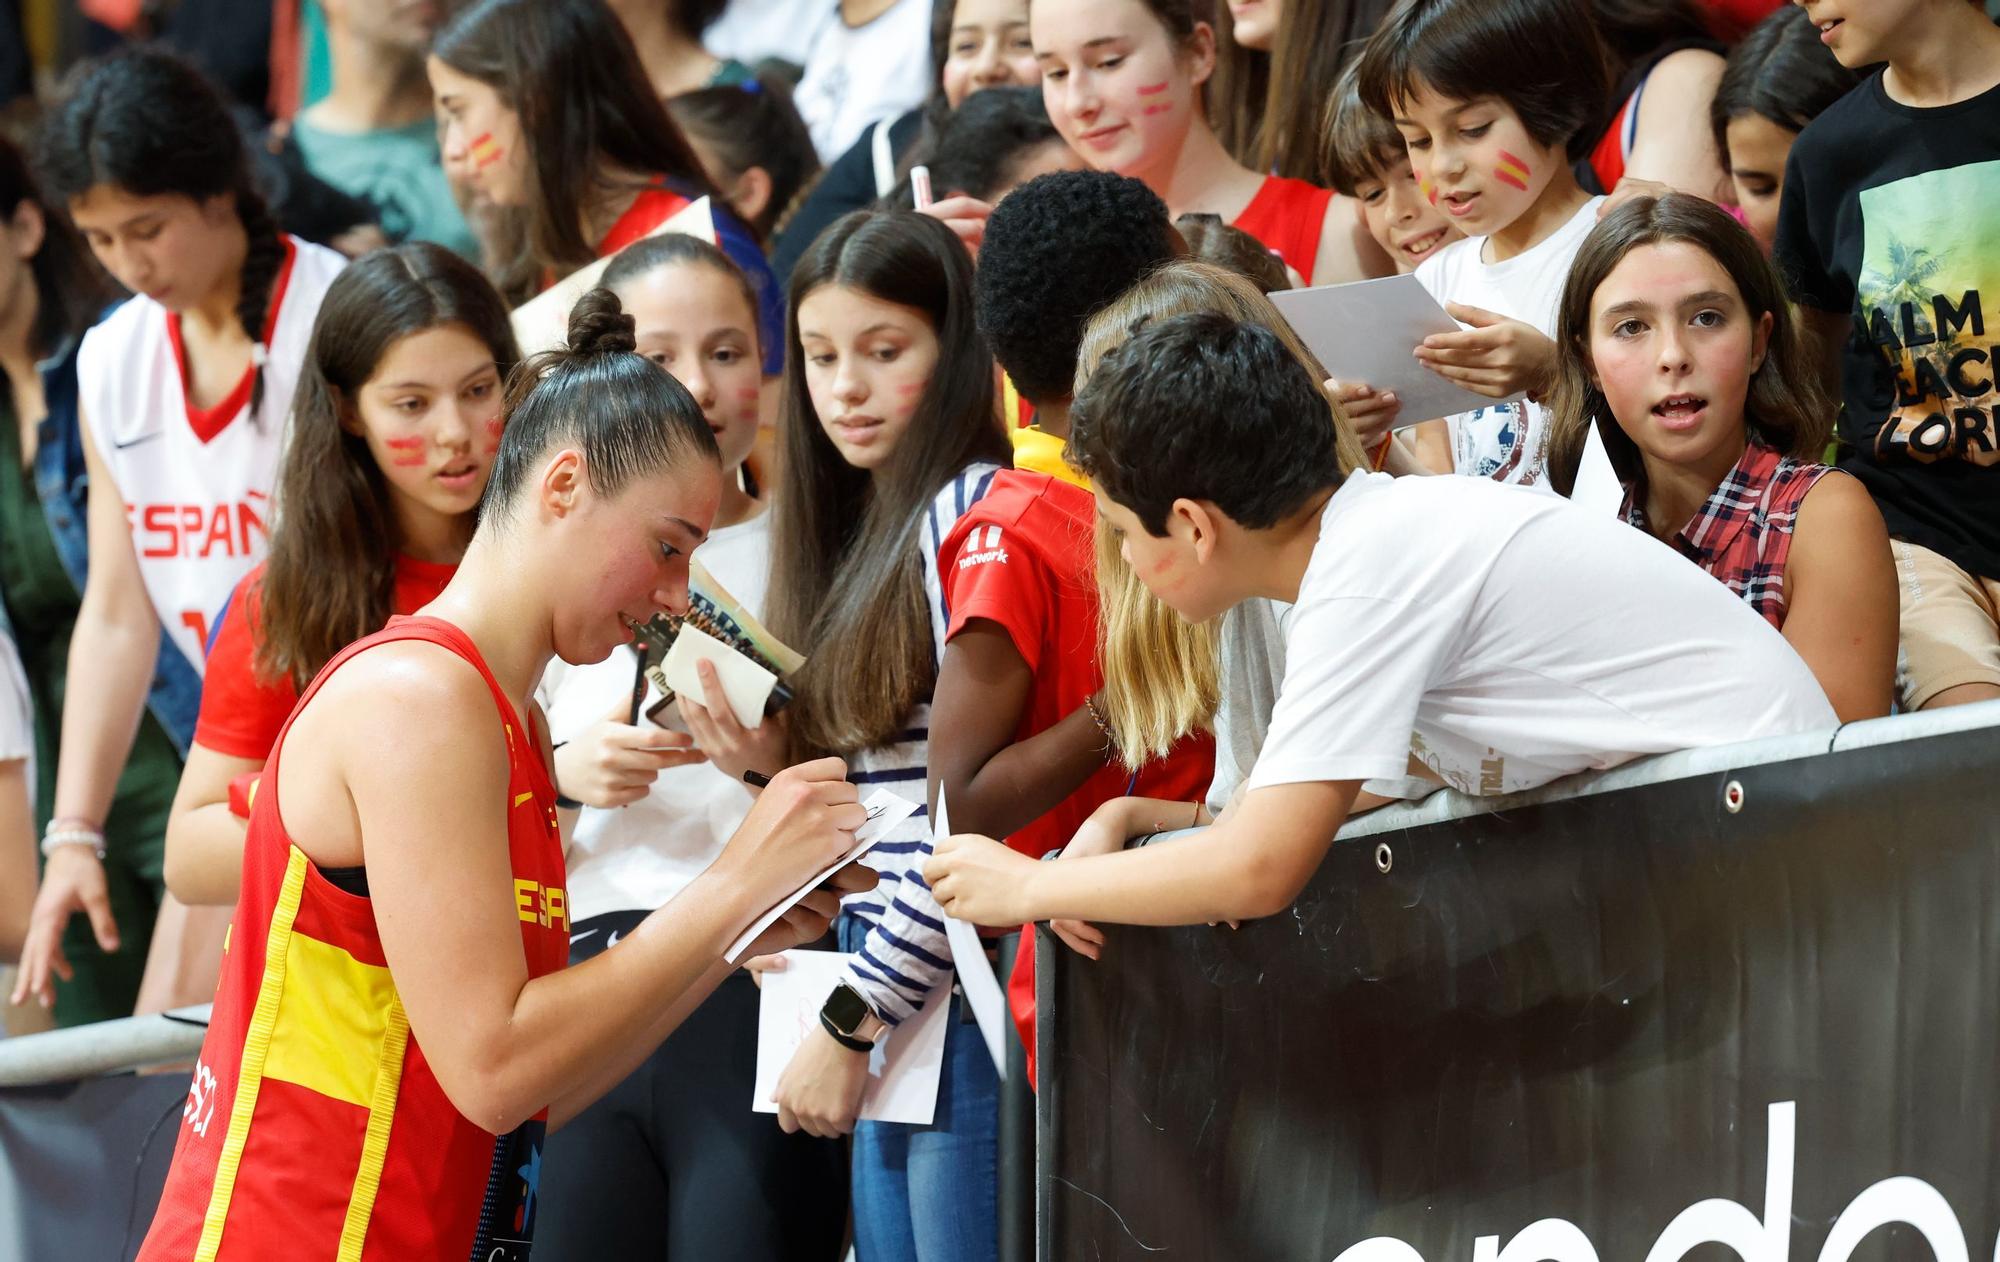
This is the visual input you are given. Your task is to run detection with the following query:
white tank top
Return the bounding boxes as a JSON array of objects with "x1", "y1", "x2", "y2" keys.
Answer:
[{"x1": 77, "y1": 235, "x2": 346, "y2": 674}]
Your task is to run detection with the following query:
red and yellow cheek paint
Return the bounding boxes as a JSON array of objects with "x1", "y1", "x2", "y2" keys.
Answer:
[
  {"x1": 483, "y1": 417, "x2": 503, "y2": 455},
  {"x1": 1494, "y1": 149, "x2": 1531, "y2": 192},
  {"x1": 1137, "y1": 81, "x2": 1172, "y2": 115},
  {"x1": 470, "y1": 132, "x2": 505, "y2": 171},
  {"x1": 1419, "y1": 173, "x2": 1437, "y2": 205},
  {"x1": 384, "y1": 435, "x2": 426, "y2": 468}
]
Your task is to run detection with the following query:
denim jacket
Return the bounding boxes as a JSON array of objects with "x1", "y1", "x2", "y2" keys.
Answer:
[{"x1": 17, "y1": 325, "x2": 202, "y2": 754}]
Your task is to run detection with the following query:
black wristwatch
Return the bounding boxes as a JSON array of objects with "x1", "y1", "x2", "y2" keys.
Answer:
[{"x1": 819, "y1": 982, "x2": 886, "y2": 1052}]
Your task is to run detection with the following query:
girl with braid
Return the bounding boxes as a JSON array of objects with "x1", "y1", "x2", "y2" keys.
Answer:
[{"x1": 9, "y1": 48, "x2": 345, "y2": 1015}]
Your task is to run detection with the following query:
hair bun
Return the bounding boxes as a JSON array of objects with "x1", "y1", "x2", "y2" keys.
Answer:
[{"x1": 565, "y1": 287, "x2": 638, "y2": 357}]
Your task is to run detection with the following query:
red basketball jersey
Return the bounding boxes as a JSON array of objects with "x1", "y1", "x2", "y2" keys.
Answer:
[{"x1": 138, "y1": 616, "x2": 569, "y2": 1262}]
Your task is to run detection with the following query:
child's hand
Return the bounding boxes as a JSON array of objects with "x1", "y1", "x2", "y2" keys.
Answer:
[
  {"x1": 1326, "y1": 378, "x2": 1403, "y2": 451},
  {"x1": 743, "y1": 952, "x2": 787, "y2": 988},
  {"x1": 1597, "y1": 177, "x2": 1674, "y2": 218},
  {"x1": 677, "y1": 658, "x2": 790, "y2": 786},
  {"x1": 925, "y1": 833, "x2": 1037, "y2": 926},
  {"x1": 554, "y1": 699, "x2": 707, "y2": 809},
  {"x1": 919, "y1": 194, "x2": 993, "y2": 257},
  {"x1": 1047, "y1": 799, "x2": 1136, "y2": 961},
  {"x1": 773, "y1": 1020, "x2": 873, "y2": 1137},
  {"x1": 1415, "y1": 305, "x2": 1557, "y2": 400}
]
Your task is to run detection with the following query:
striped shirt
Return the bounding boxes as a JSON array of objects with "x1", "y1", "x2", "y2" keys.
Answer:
[
  {"x1": 839, "y1": 462, "x2": 1001, "y2": 1026},
  {"x1": 1618, "y1": 438, "x2": 1833, "y2": 630}
]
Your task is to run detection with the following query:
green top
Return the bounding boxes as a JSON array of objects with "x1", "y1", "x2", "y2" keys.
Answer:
[{"x1": 0, "y1": 406, "x2": 181, "y2": 853}]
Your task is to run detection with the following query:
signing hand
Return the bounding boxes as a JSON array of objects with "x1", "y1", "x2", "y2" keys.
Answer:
[
  {"x1": 11, "y1": 845, "x2": 119, "y2": 1008},
  {"x1": 1415, "y1": 304, "x2": 1557, "y2": 400},
  {"x1": 554, "y1": 698, "x2": 707, "y2": 809},
  {"x1": 739, "y1": 863, "x2": 879, "y2": 963},
  {"x1": 677, "y1": 658, "x2": 789, "y2": 786},
  {"x1": 774, "y1": 1020, "x2": 873, "y2": 1137},
  {"x1": 925, "y1": 833, "x2": 1039, "y2": 926}
]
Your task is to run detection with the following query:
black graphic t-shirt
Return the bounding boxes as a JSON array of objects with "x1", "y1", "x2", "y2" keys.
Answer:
[{"x1": 1774, "y1": 73, "x2": 2000, "y2": 579}]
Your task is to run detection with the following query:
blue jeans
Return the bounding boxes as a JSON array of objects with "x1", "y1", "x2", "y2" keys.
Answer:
[{"x1": 838, "y1": 916, "x2": 1000, "y2": 1262}]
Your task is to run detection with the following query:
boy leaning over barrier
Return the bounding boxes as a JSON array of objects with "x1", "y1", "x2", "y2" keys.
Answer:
[{"x1": 925, "y1": 311, "x2": 1839, "y2": 934}]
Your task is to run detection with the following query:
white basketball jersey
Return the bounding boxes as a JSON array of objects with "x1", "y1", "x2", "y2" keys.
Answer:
[{"x1": 77, "y1": 235, "x2": 346, "y2": 674}]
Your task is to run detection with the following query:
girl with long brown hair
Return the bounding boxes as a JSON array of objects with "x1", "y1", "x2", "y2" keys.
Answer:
[
  {"x1": 162, "y1": 244, "x2": 520, "y2": 907},
  {"x1": 1545, "y1": 194, "x2": 1895, "y2": 720},
  {"x1": 760, "y1": 209, "x2": 1010, "y2": 1256}
]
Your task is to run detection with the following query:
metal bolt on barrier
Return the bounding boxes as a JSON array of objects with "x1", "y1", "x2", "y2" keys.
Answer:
[
  {"x1": 1375, "y1": 842, "x2": 1394, "y2": 874},
  {"x1": 1723, "y1": 780, "x2": 1746, "y2": 813}
]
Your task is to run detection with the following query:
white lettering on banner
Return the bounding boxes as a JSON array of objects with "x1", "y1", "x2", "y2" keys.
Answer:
[
  {"x1": 1334, "y1": 1102, "x2": 1975, "y2": 1262},
  {"x1": 1474, "y1": 1219, "x2": 1598, "y2": 1262}
]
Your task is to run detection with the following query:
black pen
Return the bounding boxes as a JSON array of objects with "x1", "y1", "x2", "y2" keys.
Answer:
[{"x1": 628, "y1": 649, "x2": 649, "y2": 726}]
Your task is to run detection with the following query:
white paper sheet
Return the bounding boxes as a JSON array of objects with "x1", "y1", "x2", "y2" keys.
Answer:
[
  {"x1": 753, "y1": 949, "x2": 949, "y2": 1125},
  {"x1": 662, "y1": 623, "x2": 777, "y2": 729},
  {"x1": 1268, "y1": 273, "x2": 1526, "y2": 427},
  {"x1": 509, "y1": 196, "x2": 718, "y2": 356},
  {"x1": 724, "y1": 790, "x2": 919, "y2": 963},
  {"x1": 934, "y1": 792, "x2": 1009, "y2": 1078}
]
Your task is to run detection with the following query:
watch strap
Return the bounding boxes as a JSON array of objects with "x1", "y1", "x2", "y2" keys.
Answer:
[{"x1": 818, "y1": 1010, "x2": 874, "y2": 1053}]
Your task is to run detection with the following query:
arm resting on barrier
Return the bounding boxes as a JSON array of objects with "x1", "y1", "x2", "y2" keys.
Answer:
[{"x1": 930, "y1": 778, "x2": 1362, "y2": 926}]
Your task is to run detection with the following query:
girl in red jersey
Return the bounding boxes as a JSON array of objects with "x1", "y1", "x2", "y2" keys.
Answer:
[
  {"x1": 12, "y1": 49, "x2": 346, "y2": 1018},
  {"x1": 163, "y1": 244, "x2": 520, "y2": 910},
  {"x1": 1031, "y1": 0, "x2": 1389, "y2": 284},
  {"x1": 426, "y1": 0, "x2": 785, "y2": 373},
  {"x1": 135, "y1": 290, "x2": 872, "y2": 1262}
]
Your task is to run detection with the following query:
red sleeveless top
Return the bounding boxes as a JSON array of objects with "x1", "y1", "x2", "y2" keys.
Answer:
[
  {"x1": 138, "y1": 616, "x2": 568, "y2": 1262},
  {"x1": 1231, "y1": 175, "x2": 1336, "y2": 283}
]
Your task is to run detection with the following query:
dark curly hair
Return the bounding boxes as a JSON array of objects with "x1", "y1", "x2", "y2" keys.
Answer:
[{"x1": 973, "y1": 169, "x2": 1178, "y2": 406}]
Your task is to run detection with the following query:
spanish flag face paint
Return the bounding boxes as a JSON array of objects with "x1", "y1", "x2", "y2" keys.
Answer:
[
  {"x1": 1494, "y1": 149, "x2": 1532, "y2": 192},
  {"x1": 470, "y1": 132, "x2": 504, "y2": 171},
  {"x1": 1419, "y1": 173, "x2": 1437, "y2": 206}
]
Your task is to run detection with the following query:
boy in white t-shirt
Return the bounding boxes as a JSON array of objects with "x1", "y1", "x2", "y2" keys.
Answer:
[
  {"x1": 924, "y1": 313, "x2": 1836, "y2": 930},
  {"x1": 1342, "y1": 0, "x2": 1616, "y2": 498}
]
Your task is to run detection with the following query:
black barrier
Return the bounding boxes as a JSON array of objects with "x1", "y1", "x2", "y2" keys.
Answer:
[
  {"x1": 1037, "y1": 715, "x2": 2000, "y2": 1260},
  {"x1": 0, "y1": 1072, "x2": 184, "y2": 1262}
]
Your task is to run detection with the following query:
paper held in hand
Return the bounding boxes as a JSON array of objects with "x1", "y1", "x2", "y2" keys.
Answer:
[
  {"x1": 753, "y1": 949, "x2": 949, "y2": 1125},
  {"x1": 510, "y1": 196, "x2": 718, "y2": 356},
  {"x1": 723, "y1": 790, "x2": 919, "y2": 963},
  {"x1": 661, "y1": 625, "x2": 774, "y2": 729},
  {"x1": 935, "y1": 791, "x2": 1010, "y2": 1078},
  {"x1": 1268, "y1": 272, "x2": 1525, "y2": 428}
]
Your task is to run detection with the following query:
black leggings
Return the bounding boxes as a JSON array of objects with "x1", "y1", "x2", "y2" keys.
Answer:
[{"x1": 534, "y1": 910, "x2": 849, "y2": 1260}]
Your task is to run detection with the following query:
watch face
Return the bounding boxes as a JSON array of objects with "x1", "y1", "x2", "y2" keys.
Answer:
[{"x1": 823, "y1": 983, "x2": 871, "y2": 1034}]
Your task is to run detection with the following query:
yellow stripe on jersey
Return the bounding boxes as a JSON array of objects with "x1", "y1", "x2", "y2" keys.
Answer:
[
  {"x1": 262, "y1": 934, "x2": 400, "y2": 1108},
  {"x1": 337, "y1": 995, "x2": 411, "y2": 1262},
  {"x1": 514, "y1": 791, "x2": 534, "y2": 808},
  {"x1": 195, "y1": 846, "x2": 311, "y2": 1262}
]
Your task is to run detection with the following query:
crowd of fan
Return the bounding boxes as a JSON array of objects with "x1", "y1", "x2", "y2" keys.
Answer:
[{"x1": 1, "y1": 0, "x2": 1996, "y2": 1254}]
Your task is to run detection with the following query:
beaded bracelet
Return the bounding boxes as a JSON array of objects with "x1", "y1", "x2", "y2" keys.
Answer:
[{"x1": 41, "y1": 822, "x2": 107, "y2": 861}]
